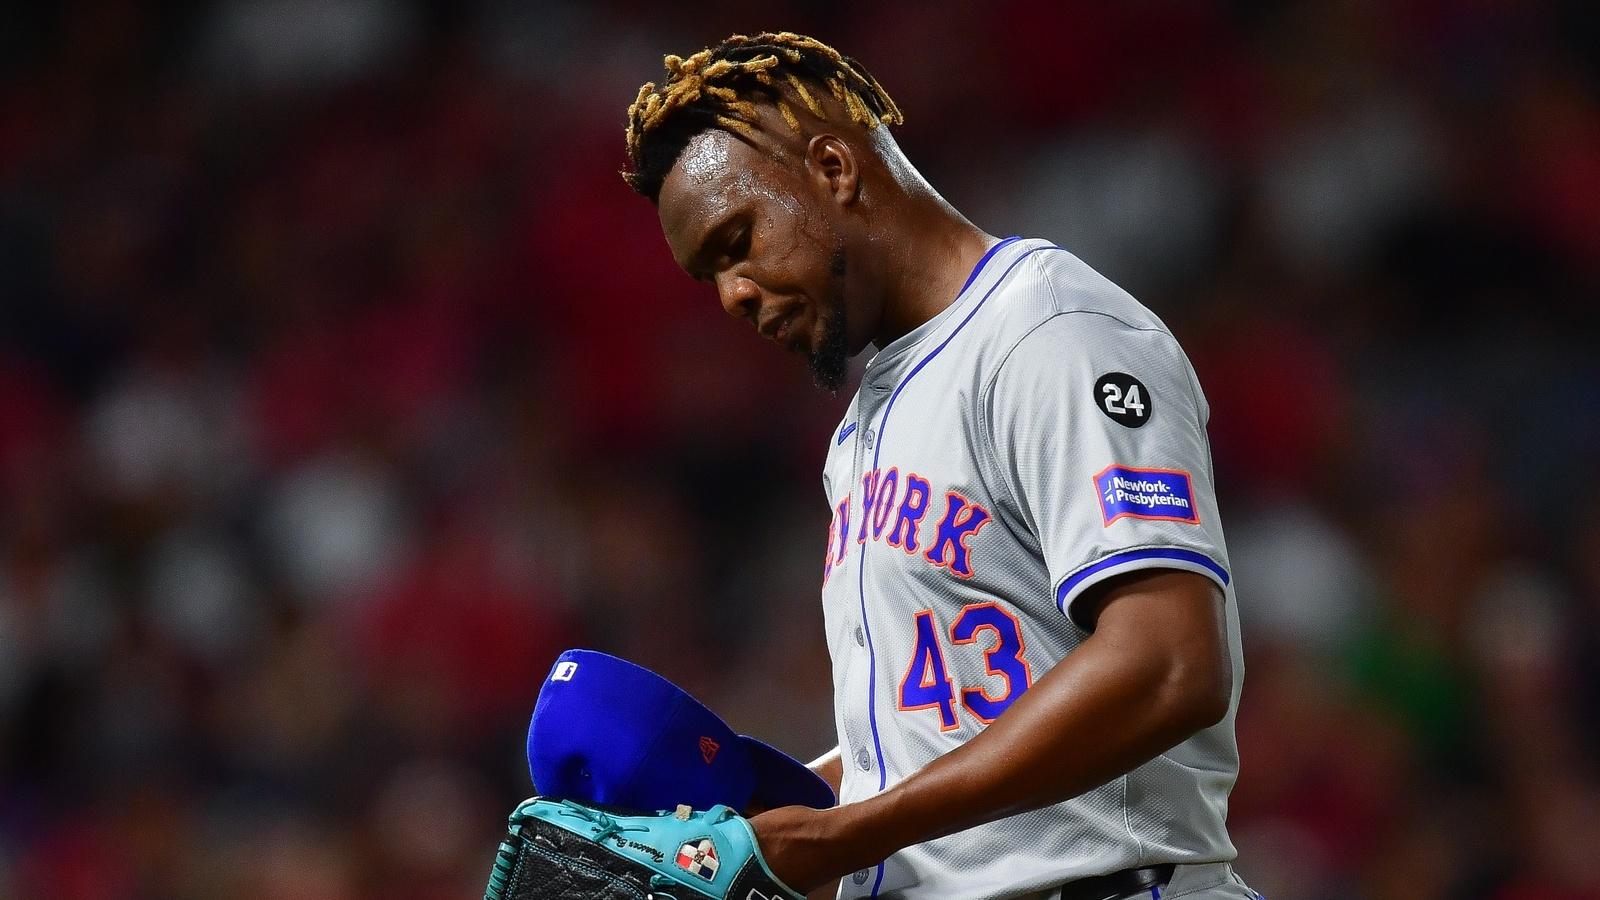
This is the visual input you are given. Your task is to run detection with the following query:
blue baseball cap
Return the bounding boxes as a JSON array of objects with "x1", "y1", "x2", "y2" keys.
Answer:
[{"x1": 527, "y1": 649, "x2": 836, "y2": 813}]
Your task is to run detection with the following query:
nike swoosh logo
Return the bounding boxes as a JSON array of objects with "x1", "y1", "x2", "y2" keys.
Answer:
[{"x1": 837, "y1": 422, "x2": 858, "y2": 445}]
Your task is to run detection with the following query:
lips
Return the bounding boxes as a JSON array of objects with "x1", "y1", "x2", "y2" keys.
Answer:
[
  {"x1": 758, "y1": 307, "x2": 801, "y2": 344},
  {"x1": 774, "y1": 316, "x2": 796, "y2": 346}
]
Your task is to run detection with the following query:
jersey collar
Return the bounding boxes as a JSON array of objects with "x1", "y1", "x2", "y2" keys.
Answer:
[{"x1": 861, "y1": 235, "x2": 1026, "y2": 383}]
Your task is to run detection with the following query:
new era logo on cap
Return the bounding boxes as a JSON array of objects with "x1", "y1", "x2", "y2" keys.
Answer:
[{"x1": 699, "y1": 736, "x2": 720, "y2": 764}]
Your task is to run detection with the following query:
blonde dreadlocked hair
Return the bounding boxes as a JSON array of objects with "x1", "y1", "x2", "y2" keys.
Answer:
[{"x1": 623, "y1": 32, "x2": 904, "y2": 201}]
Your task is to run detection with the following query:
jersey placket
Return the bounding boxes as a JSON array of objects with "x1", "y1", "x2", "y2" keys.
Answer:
[
  {"x1": 841, "y1": 368, "x2": 896, "y2": 790},
  {"x1": 836, "y1": 240, "x2": 1019, "y2": 803}
]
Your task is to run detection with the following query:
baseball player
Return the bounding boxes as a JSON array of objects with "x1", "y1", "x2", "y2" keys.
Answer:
[{"x1": 622, "y1": 33, "x2": 1258, "y2": 900}]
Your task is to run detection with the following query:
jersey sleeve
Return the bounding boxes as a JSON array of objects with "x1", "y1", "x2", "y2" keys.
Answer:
[{"x1": 983, "y1": 311, "x2": 1229, "y2": 630}]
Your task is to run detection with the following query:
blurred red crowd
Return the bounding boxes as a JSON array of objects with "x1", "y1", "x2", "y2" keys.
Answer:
[{"x1": 1, "y1": 2, "x2": 1598, "y2": 899}]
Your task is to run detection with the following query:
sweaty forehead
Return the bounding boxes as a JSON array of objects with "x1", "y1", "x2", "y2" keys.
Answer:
[
  {"x1": 678, "y1": 127, "x2": 735, "y2": 185},
  {"x1": 658, "y1": 129, "x2": 794, "y2": 251}
]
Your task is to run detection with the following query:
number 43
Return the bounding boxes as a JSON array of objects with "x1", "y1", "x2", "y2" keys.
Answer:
[{"x1": 897, "y1": 602, "x2": 1033, "y2": 730}]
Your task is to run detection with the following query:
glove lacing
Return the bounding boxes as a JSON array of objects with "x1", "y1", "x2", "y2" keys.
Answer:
[
  {"x1": 555, "y1": 799, "x2": 653, "y2": 844},
  {"x1": 553, "y1": 800, "x2": 739, "y2": 898}
]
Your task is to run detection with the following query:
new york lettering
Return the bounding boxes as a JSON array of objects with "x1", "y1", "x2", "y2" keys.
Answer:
[{"x1": 822, "y1": 468, "x2": 991, "y2": 584}]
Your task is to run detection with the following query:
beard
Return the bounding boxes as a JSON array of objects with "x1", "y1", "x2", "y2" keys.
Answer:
[{"x1": 806, "y1": 241, "x2": 851, "y2": 395}]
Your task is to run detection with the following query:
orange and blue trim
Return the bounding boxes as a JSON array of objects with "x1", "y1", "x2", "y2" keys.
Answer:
[{"x1": 1055, "y1": 547, "x2": 1229, "y2": 618}]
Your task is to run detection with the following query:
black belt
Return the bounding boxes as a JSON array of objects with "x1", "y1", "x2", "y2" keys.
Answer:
[{"x1": 1057, "y1": 864, "x2": 1175, "y2": 900}]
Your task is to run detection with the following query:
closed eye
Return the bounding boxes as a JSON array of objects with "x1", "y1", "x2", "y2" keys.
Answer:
[
  {"x1": 684, "y1": 214, "x2": 751, "y2": 282},
  {"x1": 726, "y1": 224, "x2": 751, "y2": 262},
  {"x1": 701, "y1": 221, "x2": 751, "y2": 276}
]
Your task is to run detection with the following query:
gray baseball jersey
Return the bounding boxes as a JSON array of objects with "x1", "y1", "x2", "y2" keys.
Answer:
[{"x1": 818, "y1": 236, "x2": 1244, "y2": 899}]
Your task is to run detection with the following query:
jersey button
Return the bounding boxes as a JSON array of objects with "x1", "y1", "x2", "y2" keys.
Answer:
[
  {"x1": 864, "y1": 429, "x2": 875, "y2": 448},
  {"x1": 856, "y1": 747, "x2": 872, "y2": 771},
  {"x1": 854, "y1": 625, "x2": 865, "y2": 647}
]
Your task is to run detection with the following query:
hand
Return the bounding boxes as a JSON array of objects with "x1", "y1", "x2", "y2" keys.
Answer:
[{"x1": 748, "y1": 804, "x2": 860, "y2": 894}]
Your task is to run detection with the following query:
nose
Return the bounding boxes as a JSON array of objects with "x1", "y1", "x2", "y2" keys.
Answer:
[{"x1": 714, "y1": 271, "x2": 761, "y2": 322}]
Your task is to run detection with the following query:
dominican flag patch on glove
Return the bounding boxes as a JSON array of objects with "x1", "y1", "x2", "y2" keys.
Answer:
[{"x1": 676, "y1": 838, "x2": 719, "y2": 880}]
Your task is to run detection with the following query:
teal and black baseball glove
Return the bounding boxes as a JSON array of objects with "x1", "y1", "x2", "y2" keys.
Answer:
[{"x1": 483, "y1": 797, "x2": 804, "y2": 900}]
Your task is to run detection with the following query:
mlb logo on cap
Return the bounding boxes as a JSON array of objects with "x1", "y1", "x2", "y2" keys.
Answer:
[{"x1": 526, "y1": 650, "x2": 836, "y2": 814}]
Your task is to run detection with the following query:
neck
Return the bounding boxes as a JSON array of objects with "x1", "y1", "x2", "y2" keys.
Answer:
[{"x1": 870, "y1": 190, "x2": 996, "y2": 349}]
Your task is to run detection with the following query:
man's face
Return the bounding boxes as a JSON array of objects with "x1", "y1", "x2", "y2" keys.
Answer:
[{"x1": 658, "y1": 129, "x2": 854, "y2": 393}]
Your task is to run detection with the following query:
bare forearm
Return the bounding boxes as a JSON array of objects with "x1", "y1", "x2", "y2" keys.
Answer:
[
  {"x1": 805, "y1": 748, "x2": 846, "y2": 900},
  {"x1": 856, "y1": 628, "x2": 1222, "y2": 858},
  {"x1": 837, "y1": 576, "x2": 1229, "y2": 869},
  {"x1": 748, "y1": 575, "x2": 1231, "y2": 893},
  {"x1": 808, "y1": 746, "x2": 844, "y2": 798}
]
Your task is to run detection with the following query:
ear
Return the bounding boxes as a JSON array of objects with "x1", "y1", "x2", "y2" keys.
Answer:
[{"x1": 805, "y1": 134, "x2": 859, "y2": 207}]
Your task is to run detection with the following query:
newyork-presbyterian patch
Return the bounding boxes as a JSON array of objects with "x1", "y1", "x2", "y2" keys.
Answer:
[{"x1": 1094, "y1": 465, "x2": 1199, "y2": 525}]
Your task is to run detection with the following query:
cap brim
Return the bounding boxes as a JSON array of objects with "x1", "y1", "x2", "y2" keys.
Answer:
[{"x1": 739, "y1": 736, "x2": 838, "y2": 810}]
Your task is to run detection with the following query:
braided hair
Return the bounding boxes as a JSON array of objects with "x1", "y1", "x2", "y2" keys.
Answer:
[{"x1": 623, "y1": 32, "x2": 903, "y2": 201}]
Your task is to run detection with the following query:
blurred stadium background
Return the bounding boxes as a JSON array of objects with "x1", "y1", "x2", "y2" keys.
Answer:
[{"x1": 2, "y1": 1, "x2": 1598, "y2": 898}]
